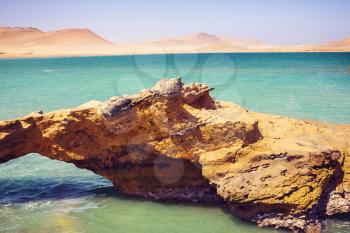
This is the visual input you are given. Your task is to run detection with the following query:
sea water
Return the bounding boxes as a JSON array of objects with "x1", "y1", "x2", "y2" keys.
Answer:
[{"x1": 0, "y1": 53, "x2": 349, "y2": 233}]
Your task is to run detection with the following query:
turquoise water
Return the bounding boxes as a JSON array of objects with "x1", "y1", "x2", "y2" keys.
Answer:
[{"x1": 0, "y1": 53, "x2": 350, "y2": 232}]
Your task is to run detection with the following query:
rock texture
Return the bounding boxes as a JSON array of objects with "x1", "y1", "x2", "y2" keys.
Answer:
[{"x1": 1, "y1": 77, "x2": 350, "y2": 232}]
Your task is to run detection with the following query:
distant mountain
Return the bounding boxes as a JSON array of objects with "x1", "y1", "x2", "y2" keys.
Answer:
[
  {"x1": 0, "y1": 27, "x2": 114, "y2": 48},
  {"x1": 0, "y1": 27, "x2": 349, "y2": 58},
  {"x1": 219, "y1": 36, "x2": 267, "y2": 48},
  {"x1": 135, "y1": 32, "x2": 264, "y2": 53},
  {"x1": 160, "y1": 32, "x2": 225, "y2": 46},
  {"x1": 0, "y1": 27, "x2": 116, "y2": 57},
  {"x1": 316, "y1": 36, "x2": 350, "y2": 51},
  {"x1": 268, "y1": 37, "x2": 350, "y2": 52},
  {"x1": 0, "y1": 27, "x2": 43, "y2": 45}
]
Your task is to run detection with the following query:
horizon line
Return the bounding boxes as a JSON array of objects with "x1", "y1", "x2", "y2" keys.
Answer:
[{"x1": 1, "y1": 25, "x2": 349, "y2": 46}]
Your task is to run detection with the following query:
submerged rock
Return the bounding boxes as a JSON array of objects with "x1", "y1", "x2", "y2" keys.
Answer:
[{"x1": 1, "y1": 77, "x2": 350, "y2": 232}]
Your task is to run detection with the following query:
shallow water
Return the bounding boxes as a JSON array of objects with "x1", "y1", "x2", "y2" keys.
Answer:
[{"x1": 0, "y1": 53, "x2": 350, "y2": 232}]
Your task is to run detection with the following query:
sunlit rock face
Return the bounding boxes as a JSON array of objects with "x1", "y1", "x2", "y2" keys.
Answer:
[{"x1": 1, "y1": 77, "x2": 350, "y2": 233}]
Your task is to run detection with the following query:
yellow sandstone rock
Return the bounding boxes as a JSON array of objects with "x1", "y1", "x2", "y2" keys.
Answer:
[{"x1": 1, "y1": 77, "x2": 349, "y2": 232}]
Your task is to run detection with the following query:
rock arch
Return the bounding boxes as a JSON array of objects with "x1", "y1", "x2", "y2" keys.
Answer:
[{"x1": 1, "y1": 78, "x2": 350, "y2": 232}]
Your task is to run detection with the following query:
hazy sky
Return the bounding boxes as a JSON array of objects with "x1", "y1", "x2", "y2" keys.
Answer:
[{"x1": 1, "y1": 0, "x2": 349, "y2": 44}]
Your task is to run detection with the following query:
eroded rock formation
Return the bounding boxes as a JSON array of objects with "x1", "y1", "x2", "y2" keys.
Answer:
[{"x1": 1, "y1": 77, "x2": 349, "y2": 232}]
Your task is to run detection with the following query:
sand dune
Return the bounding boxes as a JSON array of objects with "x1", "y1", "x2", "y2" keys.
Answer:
[
  {"x1": 152, "y1": 32, "x2": 350, "y2": 53},
  {"x1": 315, "y1": 37, "x2": 350, "y2": 51},
  {"x1": 0, "y1": 27, "x2": 349, "y2": 58},
  {"x1": 0, "y1": 27, "x2": 116, "y2": 57},
  {"x1": 136, "y1": 33, "x2": 269, "y2": 53},
  {"x1": 28, "y1": 28, "x2": 114, "y2": 47},
  {"x1": 259, "y1": 37, "x2": 350, "y2": 52},
  {"x1": 0, "y1": 27, "x2": 43, "y2": 45},
  {"x1": 0, "y1": 27, "x2": 114, "y2": 47}
]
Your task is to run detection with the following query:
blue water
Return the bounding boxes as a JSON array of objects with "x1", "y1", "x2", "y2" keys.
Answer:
[{"x1": 0, "y1": 53, "x2": 350, "y2": 233}]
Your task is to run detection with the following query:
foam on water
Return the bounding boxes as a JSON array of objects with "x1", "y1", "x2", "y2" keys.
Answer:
[{"x1": 0, "y1": 53, "x2": 350, "y2": 232}]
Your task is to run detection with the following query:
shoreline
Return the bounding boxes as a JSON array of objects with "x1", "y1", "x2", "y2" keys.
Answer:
[{"x1": 1, "y1": 50, "x2": 350, "y2": 60}]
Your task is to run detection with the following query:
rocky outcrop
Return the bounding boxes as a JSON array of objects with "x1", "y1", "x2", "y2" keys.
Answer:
[{"x1": 1, "y1": 77, "x2": 350, "y2": 232}]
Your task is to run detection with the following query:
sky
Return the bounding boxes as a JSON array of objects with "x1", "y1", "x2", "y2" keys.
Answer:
[{"x1": 0, "y1": 0, "x2": 349, "y2": 45}]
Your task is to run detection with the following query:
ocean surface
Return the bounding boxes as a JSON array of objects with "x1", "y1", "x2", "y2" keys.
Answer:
[{"x1": 0, "y1": 53, "x2": 350, "y2": 233}]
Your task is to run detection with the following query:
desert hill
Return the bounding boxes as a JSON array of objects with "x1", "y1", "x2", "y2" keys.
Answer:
[
  {"x1": 0, "y1": 27, "x2": 116, "y2": 56},
  {"x1": 0, "y1": 27, "x2": 349, "y2": 58}
]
